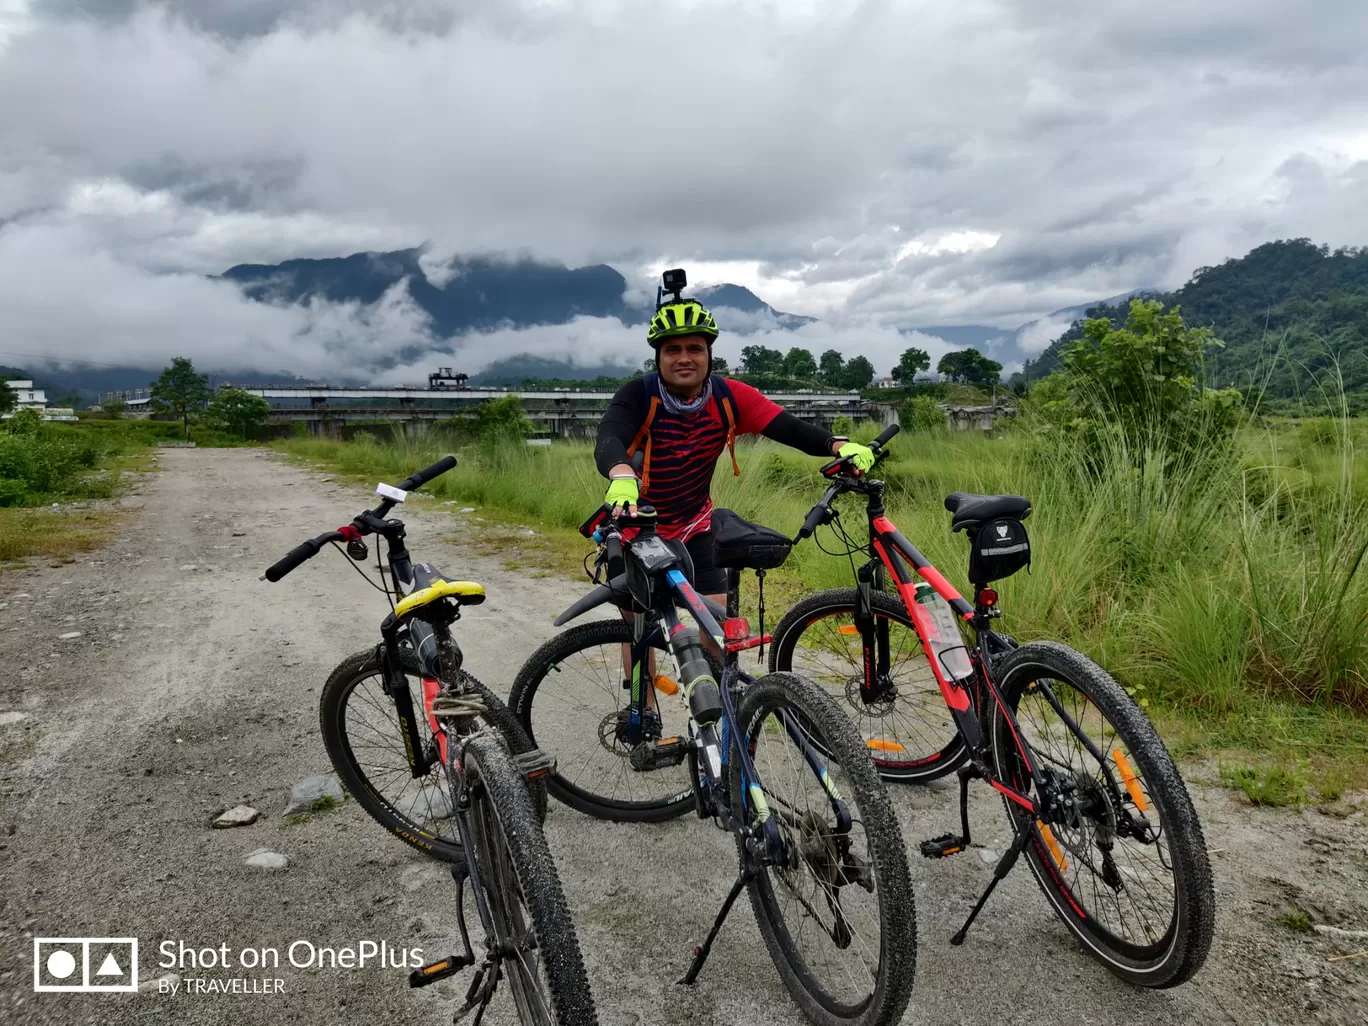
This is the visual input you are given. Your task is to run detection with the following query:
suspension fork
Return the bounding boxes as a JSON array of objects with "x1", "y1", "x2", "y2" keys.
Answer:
[
  {"x1": 377, "y1": 627, "x2": 435, "y2": 779},
  {"x1": 854, "y1": 559, "x2": 892, "y2": 703}
]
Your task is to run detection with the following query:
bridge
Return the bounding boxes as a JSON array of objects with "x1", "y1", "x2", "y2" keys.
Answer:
[{"x1": 104, "y1": 383, "x2": 889, "y2": 438}]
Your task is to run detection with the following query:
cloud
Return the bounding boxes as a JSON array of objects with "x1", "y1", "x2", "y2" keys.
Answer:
[{"x1": 4, "y1": 0, "x2": 1368, "y2": 375}]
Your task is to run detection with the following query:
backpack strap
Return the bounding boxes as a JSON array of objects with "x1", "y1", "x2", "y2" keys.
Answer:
[
  {"x1": 711, "y1": 376, "x2": 741, "y2": 478},
  {"x1": 626, "y1": 374, "x2": 661, "y2": 492}
]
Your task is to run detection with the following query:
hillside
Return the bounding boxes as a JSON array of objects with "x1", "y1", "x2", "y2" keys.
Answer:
[{"x1": 1017, "y1": 239, "x2": 1368, "y2": 400}]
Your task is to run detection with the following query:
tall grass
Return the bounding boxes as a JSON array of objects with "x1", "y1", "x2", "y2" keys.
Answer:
[{"x1": 276, "y1": 414, "x2": 1368, "y2": 721}]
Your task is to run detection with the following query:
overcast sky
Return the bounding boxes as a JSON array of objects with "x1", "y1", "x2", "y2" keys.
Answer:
[{"x1": 3, "y1": 0, "x2": 1368, "y2": 378}]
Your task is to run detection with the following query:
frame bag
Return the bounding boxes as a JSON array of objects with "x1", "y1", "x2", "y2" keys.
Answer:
[{"x1": 968, "y1": 516, "x2": 1031, "y2": 585}]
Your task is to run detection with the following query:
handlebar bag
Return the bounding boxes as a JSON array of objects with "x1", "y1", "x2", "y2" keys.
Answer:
[{"x1": 711, "y1": 508, "x2": 792, "y2": 570}]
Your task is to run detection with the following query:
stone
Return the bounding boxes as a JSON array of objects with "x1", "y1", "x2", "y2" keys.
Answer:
[
  {"x1": 244, "y1": 849, "x2": 289, "y2": 871},
  {"x1": 58, "y1": 632, "x2": 82, "y2": 640},
  {"x1": 138, "y1": 972, "x2": 181, "y2": 994},
  {"x1": 212, "y1": 805, "x2": 260, "y2": 829},
  {"x1": 392, "y1": 785, "x2": 453, "y2": 823},
  {"x1": 0, "y1": 711, "x2": 27, "y2": 727},
  {"x1": 179, "y1": 564, "x2": 198, "y2": 571},
  {"x1": 458, "y1": 507, "x2": 475, "y2": 513},
  {"x1": 283, "y1": 773, "x2": 344, "y2": 815}
]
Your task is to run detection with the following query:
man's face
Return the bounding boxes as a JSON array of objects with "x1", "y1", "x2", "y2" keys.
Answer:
[{"x1": 657, "y1": 336, "x2": 711, "y2": 393}]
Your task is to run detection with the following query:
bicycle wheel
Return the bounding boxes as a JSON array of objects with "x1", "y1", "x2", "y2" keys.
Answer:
[
  {"x1": 460, "y1": 731, "x2": 599, "y2": 1025},
  {"x1": 320, "y1": 647, "x2": 546, "y2": 863},
  {"x1": 733, "y1": 671, "x2": 916, "y2": 1026},
  {"x1": 509, "y1": 618, "x2": 700, "y2": 822},
  {"x1": 769, "y1": 588, "x2": 965, "y2": 782},
  {"x1": 989, "y1": 641, "x2": 1214, "y2": 988}
]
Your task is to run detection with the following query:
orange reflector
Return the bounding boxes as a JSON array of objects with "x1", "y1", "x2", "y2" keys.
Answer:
[
  {"x1": 1039, "y1": 822, "x2": 1067, "y2": 871},
  {"x1": 423, "y1": 961, "x2": 451, "y2": 975},
  {"x1": 837, "y1": 625, "x2": 861, "y2": 635},
  {"x1": 653, "y1": 675, "x2": 680, "y2": 696},
  {"x1": 866, "y1": 739, "x2": 906, "y2": 752},
  {"x1": 1112, "y1": 749, "x2": 1148, "y2": 813}
]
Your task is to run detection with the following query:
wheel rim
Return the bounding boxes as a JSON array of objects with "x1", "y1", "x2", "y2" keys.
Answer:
[
  {"x1": 526, "y1": 630, "x2": 693, "y2": 811},
  {"x1": 743, "y1": 698, "x2": 885, "y2": 1015},
  {"x1": 779, "y1": 605, "x2": 960, "y2": 771},
  {"x1": 998, "y1": 674, "x2": 1179, "y2": 959},
  {"x1": 339, "y1": 669, "x2": 459, "y2": 848}
]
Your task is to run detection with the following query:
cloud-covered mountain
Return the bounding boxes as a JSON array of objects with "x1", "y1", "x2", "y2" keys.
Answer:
[{"x1": 219, "y1": 249, "x2": 812, "y2": 337}]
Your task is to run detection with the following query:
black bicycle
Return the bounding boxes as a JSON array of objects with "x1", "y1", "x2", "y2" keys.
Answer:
[
  {"x1": 264, "y1": 456, "x2": 597, "y2": 1025},
  {"x1": 768, "y1": 426, "x2": 1215, "y2": 987},
  {"x1": 509, "y1": 500, "x2": 915, "y2": 1026}
]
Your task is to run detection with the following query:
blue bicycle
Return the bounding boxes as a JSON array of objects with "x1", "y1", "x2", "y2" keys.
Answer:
[{"x1": 510, "y1": 501, "x2": 916, "y2": 1026}]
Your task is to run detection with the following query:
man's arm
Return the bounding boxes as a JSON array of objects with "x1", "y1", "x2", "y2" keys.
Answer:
[
  {"x1": 594, "y1": 380, "x2": 646, "y2": 477},
  {"x1": 727, "y1": 378, "x2": 841, "y2": 457},
  {"x1": 760, "y1": 410, "x2": 841, "y2": 457}
]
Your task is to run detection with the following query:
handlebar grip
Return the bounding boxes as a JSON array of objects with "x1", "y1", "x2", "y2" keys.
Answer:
[
  {"x1": 264, "y1": 537, "x2": 325, "y2": 583},
  {"x1": 798, "y1": 503, "x2": 827, "y2": 540},
  {"x1": 397, "y1": 455, "x2": 457, "y2": 493},
  {"x1": 872, "y1": 423, "x2": 901, "y2": 449}
]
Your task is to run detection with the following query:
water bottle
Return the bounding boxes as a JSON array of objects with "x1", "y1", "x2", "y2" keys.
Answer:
[{"x1": 914, "y1": 581, "x2": 974, "y2": 681}]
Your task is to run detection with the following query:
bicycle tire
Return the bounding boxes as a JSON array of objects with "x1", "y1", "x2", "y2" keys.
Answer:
[
  {"x1": 989, "y1": 641, "x2": 1215, "y2": 988},
  {"x1": 733, "y1": 671, "x2": 916, "y2": 1026},
  {"x1": 769, "y1": 588, "x2": 966, "y2": 782},
  {"x1": 509, "y1": 619, "x2": 696, "y2": 822},
  {"x1": 462, "y1": 731, "x2": 599, "y2": 1025},
  {"x1": 320, "y1": 647, "x2": 547, "y2": 864}
]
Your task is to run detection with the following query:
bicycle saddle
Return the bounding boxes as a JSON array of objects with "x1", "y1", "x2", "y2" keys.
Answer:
[{"x1": 943, "y1": 492, "x2": 1032, "y2": 532}]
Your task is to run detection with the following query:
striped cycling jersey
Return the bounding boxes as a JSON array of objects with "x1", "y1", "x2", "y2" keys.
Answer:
[{"x1": 601, "y1": 375, "x2": 782, "y2": 542}]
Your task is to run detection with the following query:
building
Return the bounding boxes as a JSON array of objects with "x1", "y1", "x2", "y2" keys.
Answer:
[
  {"x1": 873, "y1": 376, "x2": 898, "y2": 389},
  {"x1": 3, "y1": 379, "x2": 47, "y2": 419}
]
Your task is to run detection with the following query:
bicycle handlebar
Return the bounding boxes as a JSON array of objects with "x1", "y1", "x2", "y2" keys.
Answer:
[
  {"x1": 397, "y1": 455, "x2": 457, "y2": 494},
  {"x1": 264, "y1": 531, "x2": 344, "y2": 582},
  {"x1": 796, "y1": 424, "x2": 901, "y2": 542},
  {"x1": 263, "y1": 455, "x2": 458, "y2": 582}
]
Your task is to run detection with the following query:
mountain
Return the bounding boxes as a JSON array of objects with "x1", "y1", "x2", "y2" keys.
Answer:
[
  {"x1": 220, "y1": 249, "x2": 813, "y2": 337},
  {"x1": 468, "y1": 355, "x2": 640, "y2": 387},
  {"x1": 1016, "y1": 239, "x2": 1368, "y2": 398}
]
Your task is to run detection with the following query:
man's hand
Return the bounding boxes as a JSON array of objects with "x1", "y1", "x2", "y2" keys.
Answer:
[
  {"x1": 605, "y1": 474, "x2": 640, "y2": 516},
  {"x1": 837, "y1": 441, "x2": 876, "y2": 472}
]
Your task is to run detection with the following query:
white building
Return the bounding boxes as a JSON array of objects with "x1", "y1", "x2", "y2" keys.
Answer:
[{"x1": 3, "y1": 379, "x2": 47, "y2": 418}]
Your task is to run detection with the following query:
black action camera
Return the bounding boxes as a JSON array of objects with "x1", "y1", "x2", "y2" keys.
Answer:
[{"x1": 662, "y1": 267, "x2": 687, "y2": 295}]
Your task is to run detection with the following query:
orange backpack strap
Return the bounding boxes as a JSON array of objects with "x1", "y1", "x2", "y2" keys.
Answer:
[
  {"x1": 626, "y1": 395, "x2": 660, "y2": 492},
  {"x1": 719, "y1": 395, "x2": 740, "y2": 477}
]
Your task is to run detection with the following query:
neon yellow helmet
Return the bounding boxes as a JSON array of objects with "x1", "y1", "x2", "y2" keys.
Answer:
[{"x1": 647, "y1": 300, "x2": 719, "y2": 348}]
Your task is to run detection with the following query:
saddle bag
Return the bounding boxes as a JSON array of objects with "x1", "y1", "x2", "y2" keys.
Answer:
[
  {"x1": 968, "y1": 516, "x2": 1031, "y2": 585},
  {"x1": 710, "y1": 508, "x2": 792, "y2": 570}
]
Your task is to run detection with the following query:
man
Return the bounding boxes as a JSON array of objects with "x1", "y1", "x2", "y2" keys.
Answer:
[{"x1": 595, "y1": 291, "x2": 874, "y2": 608}]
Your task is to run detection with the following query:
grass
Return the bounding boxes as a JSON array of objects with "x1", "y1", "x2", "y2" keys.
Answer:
[
  {"x1": 1275, "y1": 910, "x2": 1314, "y2": 933},
  {"x1": 1219, "y1": 761, "x2": 1306, "y2": 807},
  {"x1": 0, "y1": 508, "x2": 126, "y2": 565},
  {"x1": 272, "y1": 412, "x2": 1368, "y2": 785}
]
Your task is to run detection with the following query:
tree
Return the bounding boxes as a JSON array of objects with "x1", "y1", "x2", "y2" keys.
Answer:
[
  {"x1": 642, "y1": 358, "x2": 656, "y2": 373},
  {"x1": 891, "y1": 346, "x2": 930, "y2": 383},
  {"x1": 937, "y1": 348, "x2": 1002, "y2": 387},
  {"x1": 476, "y1": 395, "x2": 533, "y2": 438},
  {"x1": 0, "y1": 378, "x2": 15, "y2": 416},
  {"x1": 841, "y1": 355, "x2": 876, "y2": 389},
  {"x1": 711, "y1": 356, "x2": 729, "y2": 374},
  {"x1": 783, "y1": 347, "x2": 818, "y2": 381},
  {"x1": 901, "y1": 394, "x2": 945, "y2": 433},
  {"x1": 206, "y1": 386, "x2": 271, "y2": 439},
  {"x1": 102, "y1": 396, "x2": 128, "y2": 420},
  {"x1": 739, "y1": 345, "x2": 785, "y2": 376},
  {"x1": 818, "y1": 349, "x2": 845, "y2": 386},
  {"x1": 150, "y1": 357, "x2": 211, "y2": 439},
  {"x1": 5, "y1": 407, "x2": 42, "y2": 435}
]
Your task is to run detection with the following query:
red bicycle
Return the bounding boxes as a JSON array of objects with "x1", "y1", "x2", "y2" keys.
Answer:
[{"x1": 768, "y1": 425, "x2": 1214, "y2": 987}]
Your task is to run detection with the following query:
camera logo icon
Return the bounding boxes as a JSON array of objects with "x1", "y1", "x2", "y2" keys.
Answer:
[{"x1": 33, "y1": 938, "x2": 139, "y2": 992}]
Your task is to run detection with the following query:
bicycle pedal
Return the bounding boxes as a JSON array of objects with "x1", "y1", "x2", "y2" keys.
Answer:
[
  {"x1": 408, "y1": 952, "x2": 473, "y2": 988},
  {"x1": 628, "y1": 736, "x2": 689, "y2": 772},
  {"x1": 514, "y1": 747, "x2": 557, "y2": 780},
  {"x1": 919, "y1": 833, "x2": 967, "y2": 859}
]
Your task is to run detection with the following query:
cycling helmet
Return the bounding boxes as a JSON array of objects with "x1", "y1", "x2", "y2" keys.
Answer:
[{"x1": 647, "y1": 300, "x2": 719, "y2": 348}]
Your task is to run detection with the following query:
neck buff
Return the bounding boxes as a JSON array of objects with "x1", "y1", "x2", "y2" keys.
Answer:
[{"x1": 659, "y1": 375, "x2": 714, "y2": 416}]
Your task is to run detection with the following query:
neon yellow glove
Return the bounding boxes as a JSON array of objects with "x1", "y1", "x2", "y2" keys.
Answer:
[
  {"x1": 605, "y1": 476, "x2": 640, "y2": 511},
  {"x1": 838, "y1": 441, "x2": 876, "y2": 472}
]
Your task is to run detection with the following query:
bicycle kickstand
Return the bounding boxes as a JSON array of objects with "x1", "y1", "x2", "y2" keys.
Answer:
[
  {"x1": 949, "y1": 819, "x2": 1032, "y2": 946},
  {"x1": 678, "y1": 868, "x2": 754, "y2": 985}
]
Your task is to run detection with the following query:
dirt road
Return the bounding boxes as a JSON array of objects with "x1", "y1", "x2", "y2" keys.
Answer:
[{"x1": 2, "y1": 449, "x2": 1365, "y2": 1025}]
